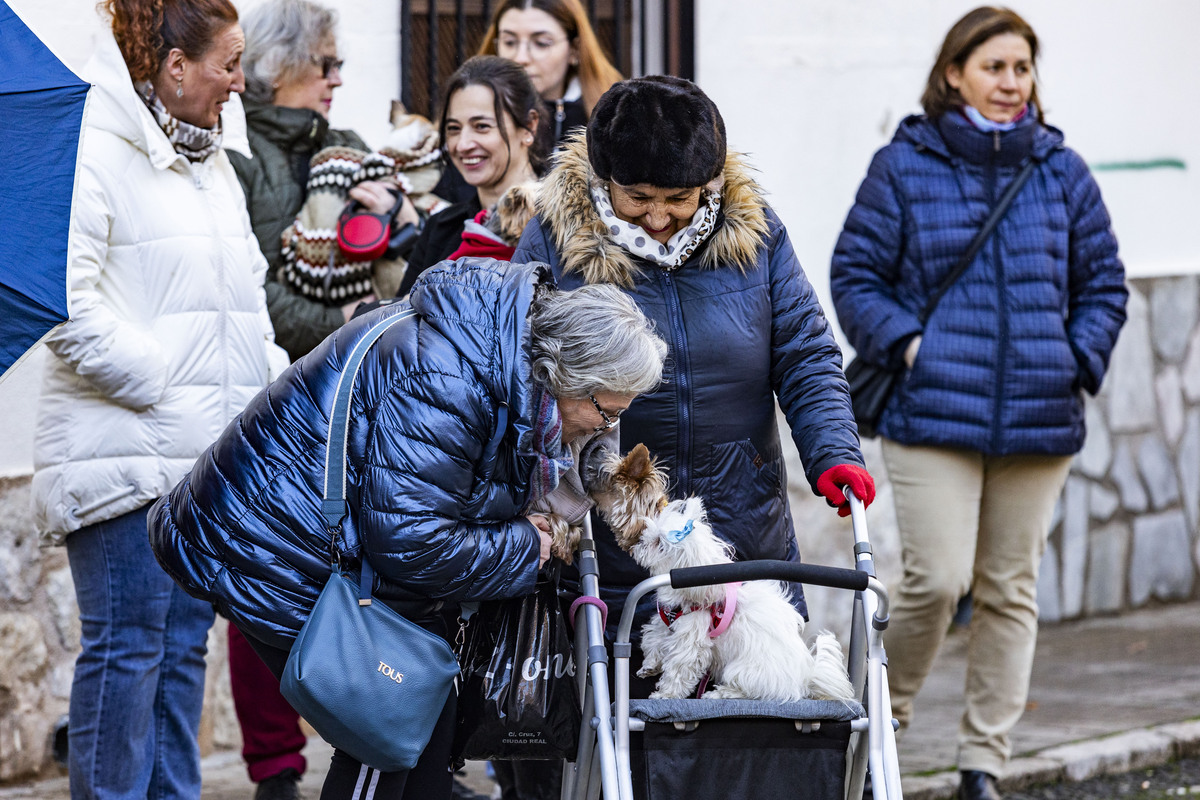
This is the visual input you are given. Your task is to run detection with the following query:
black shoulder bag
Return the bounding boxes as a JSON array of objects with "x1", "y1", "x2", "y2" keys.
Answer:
[{"x1": 845, "y1": 159, "x2": 1036, "y2": 438}]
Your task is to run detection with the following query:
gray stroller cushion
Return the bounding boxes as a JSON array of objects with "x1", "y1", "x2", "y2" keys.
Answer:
[{"x1": 628, "y1": 697, "x2": 864, "y2": 723}]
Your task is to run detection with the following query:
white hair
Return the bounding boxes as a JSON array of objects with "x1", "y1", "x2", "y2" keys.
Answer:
[
  {"x1": 241, "y1": 0, "x2": 337, "y2": 104},
  {"x1": 528, "y1": 284, "x2": 667, "y2": 399}
]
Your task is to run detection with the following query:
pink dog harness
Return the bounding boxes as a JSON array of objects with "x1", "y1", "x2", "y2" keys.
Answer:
[{"x1": 656, "y1": 581, "x2": 741, "y2": 638}]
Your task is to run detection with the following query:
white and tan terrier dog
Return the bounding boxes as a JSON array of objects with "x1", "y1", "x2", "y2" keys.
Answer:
[{"x1": 590, "y1": 444, "x2": 855, "y2": 702}]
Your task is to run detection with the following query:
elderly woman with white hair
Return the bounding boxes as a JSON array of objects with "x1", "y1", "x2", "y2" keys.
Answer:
[
  {"x1": 149, "y1": 258, "x2": 667, "y2": 800},
  {"x1": 230, "y1": 0, "x2": 419, "y2": 360}
]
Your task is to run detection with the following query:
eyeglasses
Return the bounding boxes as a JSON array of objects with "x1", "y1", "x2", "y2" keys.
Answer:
[
  {"x1": 309, "y1": 54, "x2": 344, "y2": 79},
  {"x1": 496, "y1": 35, "x2": 569, "y2": 60},
  {"x1": 589, "y1": 393, "x2": 624, "y2": 432}
]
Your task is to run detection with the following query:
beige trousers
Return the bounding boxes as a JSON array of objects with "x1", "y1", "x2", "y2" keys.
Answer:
[{"x1": 881, "y1": 439, "x2": 1072, "y2": 777}]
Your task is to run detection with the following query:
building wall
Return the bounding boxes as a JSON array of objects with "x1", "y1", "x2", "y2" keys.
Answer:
[{"x1": 1, "y1": 0, "x2": 1198, "y2": 780}]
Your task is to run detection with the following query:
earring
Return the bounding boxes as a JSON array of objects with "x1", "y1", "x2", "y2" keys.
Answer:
[{"x1": 176, "y1": 77, "x2": 183, "y2": 98}]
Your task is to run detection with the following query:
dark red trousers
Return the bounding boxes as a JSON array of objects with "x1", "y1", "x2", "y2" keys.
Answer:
[{"x1": 227, "y1": 624, "x2": 307, "y2": 782}]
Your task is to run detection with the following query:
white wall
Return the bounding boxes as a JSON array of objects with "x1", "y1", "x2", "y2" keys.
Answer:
[{"x1": 696, "y1": 0, "x2": 1200, "y2": 330}]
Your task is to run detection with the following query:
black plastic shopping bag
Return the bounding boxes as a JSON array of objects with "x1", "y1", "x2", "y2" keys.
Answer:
[{"x1": 454, "y1": 576, "x2": 581, "y2": 761}]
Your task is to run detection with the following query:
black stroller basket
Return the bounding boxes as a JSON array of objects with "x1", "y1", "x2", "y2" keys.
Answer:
[{"x1": 564, "y1": 491, "x2": 903, "y2": 800}]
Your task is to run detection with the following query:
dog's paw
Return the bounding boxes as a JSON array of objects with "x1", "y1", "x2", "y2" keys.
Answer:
[{"x1": 636, "y1": 665, "x2": 662, "y2": 679}]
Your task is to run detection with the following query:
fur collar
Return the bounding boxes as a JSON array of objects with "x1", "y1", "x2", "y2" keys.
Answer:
[{"x1": 536, "y1": 134, "x2": 771, "y2": 287}]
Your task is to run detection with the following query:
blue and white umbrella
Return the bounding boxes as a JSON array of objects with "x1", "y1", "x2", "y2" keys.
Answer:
[{"x1": 0, "y1": 1, "x2": 90, "y2": 380}]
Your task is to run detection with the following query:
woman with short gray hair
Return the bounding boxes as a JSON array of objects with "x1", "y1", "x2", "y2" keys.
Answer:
[
  {"x1": 229, "y1": 0, "x2": 420, "y2": 363},
  {"x1": 149, "y1": 259, "x2": 666, "y2": 798}
]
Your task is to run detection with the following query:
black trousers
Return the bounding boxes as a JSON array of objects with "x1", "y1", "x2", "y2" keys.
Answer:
[{"x1": 239, "y1": 626, "x2": 456, "y2": 800}]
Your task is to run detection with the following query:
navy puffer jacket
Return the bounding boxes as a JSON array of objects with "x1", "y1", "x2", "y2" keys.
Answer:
[
  {"x1": 149, "y1": 259, "x2": 549, "y2": 649},
  {"x1": 831, "y1": 113, "x2": 1127, "y2": 455},
  {"x1": 514, "y1": 137, "x2": 864, "y2": 629}
]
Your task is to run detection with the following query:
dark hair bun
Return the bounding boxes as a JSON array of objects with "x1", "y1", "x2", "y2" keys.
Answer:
[{"x1": 587, "y1": 76, "x2": 726, "y2": 188}]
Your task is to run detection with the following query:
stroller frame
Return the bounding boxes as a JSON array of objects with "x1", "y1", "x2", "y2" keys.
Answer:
[{"x1": 560, "y1": 490, "x2": 903, "y2": 800}]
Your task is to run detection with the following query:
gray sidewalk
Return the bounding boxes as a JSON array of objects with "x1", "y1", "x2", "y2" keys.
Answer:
[{"x1": 2, "y1": 600, "x2": 1198, "y2": 799}]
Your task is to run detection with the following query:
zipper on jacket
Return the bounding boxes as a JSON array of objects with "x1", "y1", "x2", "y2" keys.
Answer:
[
  {"x1": 989, "y1": 149, "x2": 1009, "y2": 452},
  {"x1": 656, "y1": 269, "x2": 693, "y2": 494},
  {"x1": 554, "y1": 100, "x2": 566, "y2": 143},
  {"x1": 993, "y1": 130, "x2": 1001, "y2": 153},
  {"x1": 194, "y1": 162, "x2": 233, "y2": 421}
]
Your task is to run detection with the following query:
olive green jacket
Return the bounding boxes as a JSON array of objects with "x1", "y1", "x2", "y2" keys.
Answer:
[{"x1": 228, "y1": 101, "x2": 368, "y2": 360}]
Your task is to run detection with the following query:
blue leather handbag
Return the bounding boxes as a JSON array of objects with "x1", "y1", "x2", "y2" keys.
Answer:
[{"x1": 280, "y1": 309, "x2": 460, "y2": 773}]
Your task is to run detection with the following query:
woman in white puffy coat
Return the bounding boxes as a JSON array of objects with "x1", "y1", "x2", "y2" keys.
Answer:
[{"x1": 30, "y1": 1, "x2": 287, "y2": 796}]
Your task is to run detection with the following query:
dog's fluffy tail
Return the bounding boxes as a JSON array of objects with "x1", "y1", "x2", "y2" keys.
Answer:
[{"x1": 806, "y1": 631, "x2": 855, "y2": 701}]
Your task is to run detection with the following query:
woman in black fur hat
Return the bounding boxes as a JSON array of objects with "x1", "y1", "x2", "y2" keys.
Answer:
[{"x1": 514, "y1": 74, "x2": 873, "y2": 682}]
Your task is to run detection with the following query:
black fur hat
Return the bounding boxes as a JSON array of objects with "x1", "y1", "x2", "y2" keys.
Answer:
[{"x1": 587, "y1": 76, "x2": 726, "y2": 188}]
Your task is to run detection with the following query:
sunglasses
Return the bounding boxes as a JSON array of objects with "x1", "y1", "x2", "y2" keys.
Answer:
[
  {"x1": 589, "y1": 393, "x2": 624, "y2": 432},
  {"x1": 309, "y1": 54, "x2": 345, "y2": 79}
]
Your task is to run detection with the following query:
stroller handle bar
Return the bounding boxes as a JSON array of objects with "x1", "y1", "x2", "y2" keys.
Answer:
[{"x1": 670, "y1": 560, "x2": 869, "y2": 592}]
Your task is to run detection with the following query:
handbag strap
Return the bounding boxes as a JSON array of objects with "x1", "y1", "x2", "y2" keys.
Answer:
[
  {"x1": 322, "y1": 308, "x2": 417, "y2": 604},
  {"x1": 917, "y1": 159, "x2": 1036, "y2": 325}
]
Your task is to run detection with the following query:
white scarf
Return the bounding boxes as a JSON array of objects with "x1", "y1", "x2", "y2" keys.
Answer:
[{"x1": 589, "y1": 179, "x2": 721, "y2": 270}]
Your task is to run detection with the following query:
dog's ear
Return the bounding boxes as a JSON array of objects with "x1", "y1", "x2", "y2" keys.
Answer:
[{"x1": 622, "y1": 443, "x2": 655, "y2": 485}]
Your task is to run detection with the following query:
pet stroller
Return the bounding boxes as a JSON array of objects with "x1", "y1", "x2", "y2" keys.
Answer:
[{"x1": 561, "y1": 489, "x2": 903, "y2": 800}]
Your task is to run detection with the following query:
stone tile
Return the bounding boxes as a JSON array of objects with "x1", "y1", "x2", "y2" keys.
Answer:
[
  {"x1": 1110, "y1": 438, "x2": 1149, "y2": 513},
  {"x1": 1085, "y1": 522, "x2": 1129, "y2": 614},
  {"x1": 1060, "y1": 477, "x2": 1089, "y2": 618},
  {"x1": 1076, "y1": 401, "x2": 1112, "y2": 478},
  {"x1": 1130, "y1": 510, "x2": 1195, "y2": 606},
  {"x1": 44, "y1": 567, "x2": 78, "y2": 651},
  {"x1": 1155, "y1": 367, "x2": 1185, "y2": 446},
  {"x1": 1178, "y1": 409, "x2": 1200, "y2": 532},
  {"x1": 1151, "y1": 275, "x2": 1199, "y2": 362},
  {"x1": 901, "y1": 772, "x2": 959, "y2": 800},
  {"x1": 1036, "y1": 541, "x2": 1061, "y2": 622},
  {"x1": 1089, "y1": 484, "x2": 1120, "y2": 521},
  {"x1": 1002, "y1": 756, "x2": 1066, "y2": 790},
  {"x1": 1157, "y1": 719, "x2": 1200, "y2": 758},
  {"x1": 1182, "y1": 326, "x2": 1200, "y2": 402},
  {"x1": 1137, "y1": 435, "x2": 1181, "y2": 510},
  {"x1": 1108, "y1": 288, "x2": 1159, "y2": 432},
  {"x1": 0, "y1": 613, "x2": 48, "y2": 685}
]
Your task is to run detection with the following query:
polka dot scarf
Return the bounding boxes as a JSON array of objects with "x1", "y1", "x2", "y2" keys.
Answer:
[{"x1": 590, "y1": 178, "x2": 721, "y2": 270}]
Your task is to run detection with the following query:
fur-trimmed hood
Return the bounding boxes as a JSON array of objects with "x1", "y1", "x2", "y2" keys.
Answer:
[{"x1": 535, "y1": 134, "x2": 772, "y2": 286}]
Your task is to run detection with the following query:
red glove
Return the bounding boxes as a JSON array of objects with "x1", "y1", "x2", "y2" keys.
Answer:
[{"x1": 817, "y1": 464, "x2": 876, "y2": 518}]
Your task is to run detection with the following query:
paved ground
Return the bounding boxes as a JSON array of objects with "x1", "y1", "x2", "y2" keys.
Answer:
[{"x1": 3, "y1": 600, "x2": 1198, "y2": 799}]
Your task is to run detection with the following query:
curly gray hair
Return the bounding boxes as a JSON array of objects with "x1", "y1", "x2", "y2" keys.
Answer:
[
  {"x1": 241, "y1": 0, "x2": 337, "y2": 105},
  {"x1": 529, "y1": 284, "x2": 668, "y2": 399}
]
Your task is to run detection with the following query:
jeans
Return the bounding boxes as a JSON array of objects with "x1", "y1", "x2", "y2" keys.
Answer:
[{"x1": 66, "y1": 503, "x2": 215, "y2": 800}]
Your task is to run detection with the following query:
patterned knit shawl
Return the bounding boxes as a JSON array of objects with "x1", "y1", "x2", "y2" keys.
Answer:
[
  {"x1": 521, "y1": 383, "x2": 574, "y2": 511},
  {"x1": 137, "y1": 82, "x2": 223, "y2": 163}
]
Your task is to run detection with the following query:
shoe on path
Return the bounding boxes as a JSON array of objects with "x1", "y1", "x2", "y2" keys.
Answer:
[
  {"x1": 957, "y1": 770, "x2": 1000, "y2": 800},
  {"x1": 254, "y1": 768, "x2": 301, "y2": 800}
]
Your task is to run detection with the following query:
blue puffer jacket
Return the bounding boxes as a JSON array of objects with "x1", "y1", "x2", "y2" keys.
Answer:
[
  {"x1": 149, "y1": 259, "x2": 549, "y2": 649},
  {"x1": 831, "y1": 112, "x2": 1127, "y2": 454},
  {"x1": 513, "y1": 137, "x2": 864, "y2": 629}
]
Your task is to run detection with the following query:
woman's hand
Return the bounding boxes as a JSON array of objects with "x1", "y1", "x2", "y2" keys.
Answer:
[
  {"x1": 904, "y1": 335, "x2": 922, "y2": 368},
  {"x1": 526, "y1": 514, "x2": 554, "y2": 568},
  {"x1": 348, "y1": 180, "x2": 399, "y2": 215}
]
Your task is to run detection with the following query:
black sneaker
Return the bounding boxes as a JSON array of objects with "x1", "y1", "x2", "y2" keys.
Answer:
[{"x1": 255, "y1": 768, "x2": 301, "y2": 800}]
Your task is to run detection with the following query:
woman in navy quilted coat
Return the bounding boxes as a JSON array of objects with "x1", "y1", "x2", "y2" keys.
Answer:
[
  {"x1": 830, "y1": 9, "x2": 1126, "y2": 799},
  {"x1": 148, "y1": 258, "x2": 666, "y2": 798},
  {"x1": 514, "y1": 76, "x2": 876, "y2": 654}
]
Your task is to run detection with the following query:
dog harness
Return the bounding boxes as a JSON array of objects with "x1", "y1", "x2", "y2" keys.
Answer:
[{"x1": 656, "y1": 581, "x2": 741, "y2": 638}]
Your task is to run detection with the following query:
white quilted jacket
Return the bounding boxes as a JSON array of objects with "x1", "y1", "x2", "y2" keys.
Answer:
[{"x1": 32, "y1": 34, "x2": 289, "y2": 544}]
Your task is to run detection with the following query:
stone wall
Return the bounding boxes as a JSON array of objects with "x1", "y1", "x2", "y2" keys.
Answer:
[{"x1": 0, "y1": 277, "x2": 1197, "y2": 781}]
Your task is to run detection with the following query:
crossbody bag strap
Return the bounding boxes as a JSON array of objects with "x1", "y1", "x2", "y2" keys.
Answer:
[
  {"x1": 322, "y1": 308, "x2": 417, "y2": 604},
  {"x1": 917, "y1": 159, "x2": 1037, "y2": 325}
]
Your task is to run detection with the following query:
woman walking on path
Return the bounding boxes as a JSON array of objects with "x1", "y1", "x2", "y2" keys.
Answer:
[
  {"x1": 830, "y1": 8, "x2": 1127, "y2": 800},
  {"x1": 30, "y1": 0, "x2": 287, "y2": 796}
]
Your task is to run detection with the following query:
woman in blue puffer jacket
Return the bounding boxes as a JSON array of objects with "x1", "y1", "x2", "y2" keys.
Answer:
[
  {"x1": 148, "y1": 258, "x2": 667, "y2": 799},
  {"x1": 830, "y1": 8, "x2": 1127, "y2": 799},
  {"x1": 514, "y1": 76, "x2": 876, "y2": 660}
]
